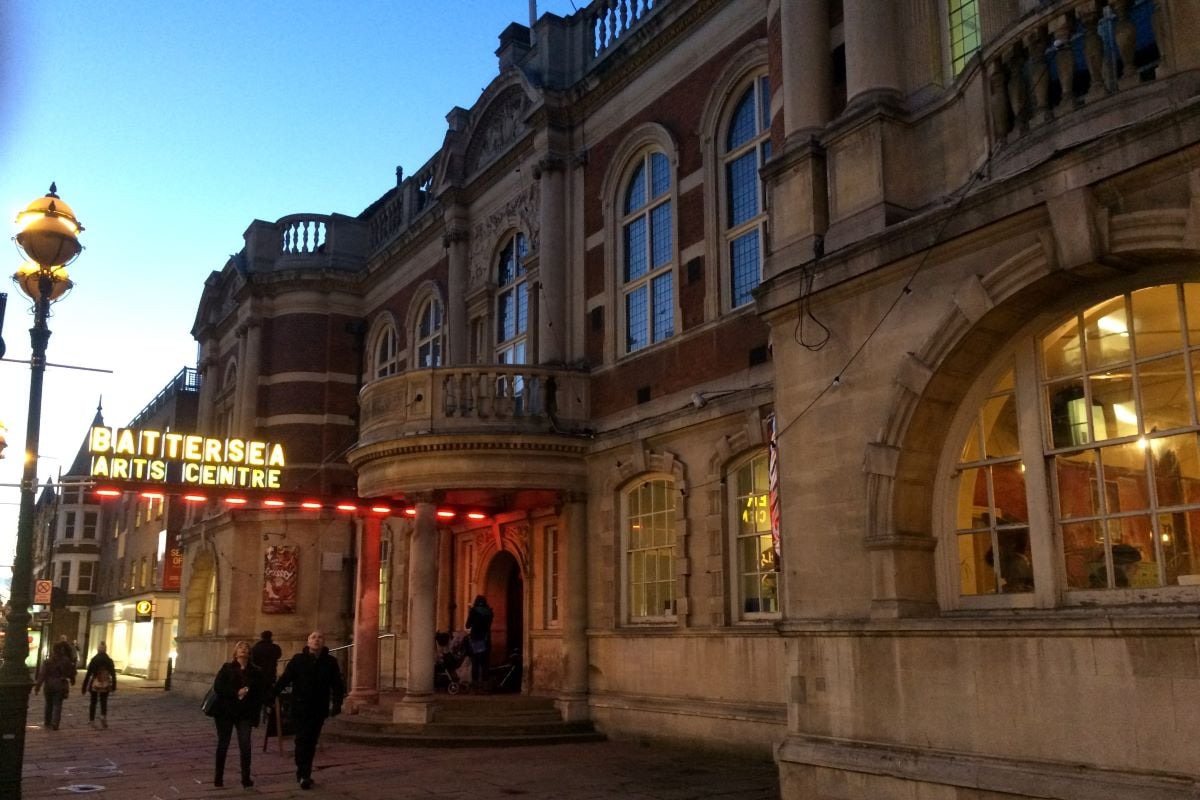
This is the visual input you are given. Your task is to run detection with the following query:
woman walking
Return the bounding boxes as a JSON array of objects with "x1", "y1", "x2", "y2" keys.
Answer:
[
  {"x1": 211, "y1": 640, "x2": 267, "y2": 788},
  {"x1": 33, "y1": 641, "x2": 77, "y2": 730},
  {"x1": 82, "y1": 642, "x2": 117, "y2": 728}
]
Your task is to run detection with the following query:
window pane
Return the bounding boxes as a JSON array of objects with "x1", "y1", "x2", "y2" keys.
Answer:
[
  {"x1": 1062, "y1": 520, "x2": 1100, "y2": 589},
  {"x1": 758, "y1": 75, "x2": 771, "y2": 130},
  {"x1": 982, "y1": 392, "x2": 1020, "y2": 458},
  {"x1": 958, "y1": 532, "x2": 998, "y2": 595},
  {"x1": 995, "y1": 527, "x2": 1035, "y2": 592},
  {"x1": 651, "y1": 272, "x2": 674, "y2": 343},
  {"x1": 650, "y1": 202, "x2": 672, "y2": 267},
  {"x1": 625, "y1": 163, "x2": 646, "y2": 213},
  {"x1": 516, "y1": 283, "x2": 529, "y2": 336},
  {"x1": 1139, "y1": 355, "x2": 1191, "y2": 433},
  {"x1": 624, "y1": 217, "x2": 647, "y2": 281},
  {"x1": 991, "y1": 462, "x2": 1028, "y2": 524},
  {"x1": 1089, "y1": 371, "x2": 1137, "y2": 440},
  {"x1": 1186, "y1": 284, "x2": 1200, "y2": 347},
  {"x1": 1131, "y1": 285, "x2": 1182, "y2": 359},
  {"x1": 1056, "y1": 451, "x2": 1098, "y2": 518},
  {"x1": 730, "y1": 230, "x2": 760, "y2": 308},
  {"x1": 649, "y1": 152, "x2": 670, "y2": 199},
  {"x1": 1084, "y1": 296, "x2": 1130, "y2": 369},
  {"x1": 727, "y1": 88, "x2": 757, "y2": 150},
  {"x1": 1046, "y1": 379, "x2": 1088, "y2": 448},
  {"x1": 1098, "y1": 441, "x2": 1150, "y2": 513},
  {"x1": 727, "y1": 151, "x2": 759, "y2": 227},
  {"x1": 956, "y1": 468, "x2": 986, "y2": 530},
  {"x1": 1152, "y1": 433, "x2": 1200, "y2": 507},
  {"x1": 497, "y1": 289, "x2": 515, "y2": 342},
  {"x1": 1043, "y1": 315, "x2": 1082, "y2": 378}
]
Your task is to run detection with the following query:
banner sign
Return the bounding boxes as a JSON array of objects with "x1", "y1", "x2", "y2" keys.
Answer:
[
  {"x1": 162, "y1": 545, "x2": 184, "y2": 591},
  {"x1": 88, "y1": 426, "x2": 286, "y2": 489},
  {"x1": 262, "y1": 545, "x2": 298, "y2": 614},
  {"x1": 768, "y1": 413, "x2": 782, "y2": 564}
]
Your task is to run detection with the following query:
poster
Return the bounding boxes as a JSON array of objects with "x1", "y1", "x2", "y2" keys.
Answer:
[
  {"x1": 262, "y1": 545, "x2": 298, "y2": 614},
  {"x1": 162, "y1": 546, "x2": 184, "y2": 591}
]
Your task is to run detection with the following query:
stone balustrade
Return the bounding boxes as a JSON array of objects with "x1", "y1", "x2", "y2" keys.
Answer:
[
  {"x1": 369, "y1": 155, "x2": 441, "y2": 251},
  {"x1": 589, "y1": 0, "x2": 660, "y2": 60},
  {"x1": 986, "y1": 0, "x2": 1164, "y2": 142},
  {"x1": 359, "y1": 365, "x2": 591, "y2": 442},
  {"x1": 279, "y1": 214, "x2": 328, "y2": 255}
]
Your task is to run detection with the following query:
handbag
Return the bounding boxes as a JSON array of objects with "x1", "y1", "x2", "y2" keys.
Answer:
[
  {"x1": 90, "y1": 671, "x2": 112, "y2": 694},
  {"x1": 201, "y1": 686, "x2": 219, "y2": 717}
]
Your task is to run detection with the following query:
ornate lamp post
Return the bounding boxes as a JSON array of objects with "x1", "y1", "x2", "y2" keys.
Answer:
[{"x1": 0, "y1": 184, "x2": 82, "y2": 799}]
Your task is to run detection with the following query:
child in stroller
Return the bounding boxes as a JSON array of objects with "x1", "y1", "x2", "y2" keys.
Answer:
[{"x1": 434, "y1": 631, "x2": 470, "y2": 694}]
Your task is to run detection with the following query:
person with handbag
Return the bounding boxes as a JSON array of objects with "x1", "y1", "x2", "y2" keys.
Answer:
[
  {"x1": 33, "y1": 641, "x2": 77, "y2": 730},
  {"x1": 82, "y1": 641, "x2": 117, "y2": 728},
  {"x1": 211, "y1": 640, "x2": 268, "y2": 788},
  {"x1": 465, "y1": 595, "x2": 494, "y2": 692}
]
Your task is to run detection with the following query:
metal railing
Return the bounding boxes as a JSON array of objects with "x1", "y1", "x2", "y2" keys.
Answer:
[{"x1": 330, "y1": 632, "x2": 398, "y2": 692}]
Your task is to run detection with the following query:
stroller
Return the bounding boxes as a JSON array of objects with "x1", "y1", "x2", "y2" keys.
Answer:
[{"x1": 434, "y1": 631, "x2": 470, "y2": 694}]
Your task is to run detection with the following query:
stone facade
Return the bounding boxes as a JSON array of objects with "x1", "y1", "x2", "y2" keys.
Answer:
[{"x1": 164, "y1": 1, "x2": 1200, "y2": 798}]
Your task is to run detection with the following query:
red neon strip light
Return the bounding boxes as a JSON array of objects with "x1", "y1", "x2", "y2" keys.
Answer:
[
  {"x1": 335, "y1": 503, "x2": 358, "y2": 512},
  {"x1": 301, "y1": 501, "x2": 322, "y2": 510},
  {"x1": 370, "y1": 505, "x2": 391, "y2": 514},
  {"x1": 182, "y1": 494, "x2": 207, "y2": 503},
  {"x1": 436, "y1": 510, "x2": 456, "y2": 519},
  {"x1": 94, "y1": 488, "x2": 122, "y2": 498},
  {"x1": 263, "y1": 499, "x2": 286, "y2": 507},
  {"x1": 140, "y1": 491, "x2": 165, "y2": 500},
  {"x1": 403, "y1": 508, "x2": 416, "y2": 516},
  {"x1": 224, "y1": 497, "x2": 248, "y2": 506}
]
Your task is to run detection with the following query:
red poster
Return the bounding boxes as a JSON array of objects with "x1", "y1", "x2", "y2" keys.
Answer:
[
  {"x1": 162, "y1": 546, "x2": 184, "y2": 591},
  {"x1": 262, "y1": 545, "x2": 298, "y2": 614}
]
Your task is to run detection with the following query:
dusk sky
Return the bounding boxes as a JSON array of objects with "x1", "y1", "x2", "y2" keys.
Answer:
[{"x1": 0, "y1": 0, "x2": 584, "y2": 584}]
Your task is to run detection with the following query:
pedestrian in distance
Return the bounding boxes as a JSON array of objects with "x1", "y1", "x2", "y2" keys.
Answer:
[
  {"x1": 211, "y1": 640, "x2": 268, "y2": 788},
  {"x1": 82, "y1": 641, "x2": 117, "y2": 728},
  {"x1": 250, "y1": 629, "x2": 283, "y2": 725},
  {"x1": 34, "y1": 641, "x2": 77, "y2": 730},
  {"x1": 465, "y1": 595, "x2": 494, "y2": 692},
  {"x1": 273, "y1": 631, "x2": 345, "y2": 790}
]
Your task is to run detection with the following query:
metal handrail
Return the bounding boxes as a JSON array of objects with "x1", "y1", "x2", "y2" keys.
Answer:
[{"x1": 328, "y1": 632, "x2": 395, "y2": 653}]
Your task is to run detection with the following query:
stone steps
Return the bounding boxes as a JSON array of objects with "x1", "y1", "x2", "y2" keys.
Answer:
[{"x1": 326, "y1": 693, "x2": 606, "y2": 748}]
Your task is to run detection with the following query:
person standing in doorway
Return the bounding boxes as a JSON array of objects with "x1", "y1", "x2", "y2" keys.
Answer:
[
  {"x1": 273, "y1": 631, "x2": 344, "y2": 790},
  {"x1": 82, "y1": 641, "x2": 117, "y2": 728},
  {"x1": 211, "y1": 640, "x2": 268, "y2": 788},
  {"x1": 33, "y1": 641, "x2": 77, "y2": 730},
  {"x1": 465, "y1": 595, "x2": 494, "y2": 691}
]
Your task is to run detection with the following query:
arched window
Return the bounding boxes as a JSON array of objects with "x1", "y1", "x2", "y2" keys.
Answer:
[
  {"x1": 415, "y1": 296, "x2": 443, "y2": 368},
  {"x1": 622, "y1": 477, "x2": 677, "y2": 620},
  {"x1": 621, "y1": 151, "x2": 674, "y2": 353},
  {"x1": 495, "y1": 233, "x2": 529, "y2": 365},
  {"x1": 728, "y1": 450, "x2": 779, "y2": 617},
  {"x1": 372, "y1": 323, "x2": 400, "y2": 378},
  {"x1": 723, "y1": 75, "x2": 770, "y2": 310},
  {"x1": 944, "y1": 283, "x2": 1200, "y2": 607}
]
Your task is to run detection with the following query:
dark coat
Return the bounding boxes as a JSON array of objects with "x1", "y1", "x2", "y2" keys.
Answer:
[
  {"x1": 35, "y1": 653, "x2": 77, "y2": 695},
  {"x1": 466, "y1": 603, "x2": 493, "y2": 644},
  {"x1": 273, "y1": 647, "x2": 344, "y2": 721},
  {"x1": 250, "y1": 638, "x2": 282, "y2": 679},
  {"x1": 83, "y1": 652, "x2": 117, "y2": 694},
  {"x1": 213, "y1": 660, "x2": 268, "y2": 725}
]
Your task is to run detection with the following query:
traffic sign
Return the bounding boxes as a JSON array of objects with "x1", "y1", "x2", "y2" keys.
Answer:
[{"x1": 33, "y1": 580, "x2": 52, "y2": 605}]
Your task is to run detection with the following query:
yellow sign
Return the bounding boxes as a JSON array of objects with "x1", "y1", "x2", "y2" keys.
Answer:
[
  {"x1": 135, "y1": 599, "x2": 153, "y2": 622},
  {"x1": 88, "y1": 426, "x2": 286, "y2": 489}
]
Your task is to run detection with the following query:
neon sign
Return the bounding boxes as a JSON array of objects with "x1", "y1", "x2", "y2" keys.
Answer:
[{"x1": 88, "y1": 426, "x2": 286, "y2": 489}]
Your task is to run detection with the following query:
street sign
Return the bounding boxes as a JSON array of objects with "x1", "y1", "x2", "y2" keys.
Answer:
[
  {"x1": 33, "y1": 580, "x2": 52, "y2": 605},
  {"x1": 33, "y1": 610, "x2": 51, "y2": 624}
]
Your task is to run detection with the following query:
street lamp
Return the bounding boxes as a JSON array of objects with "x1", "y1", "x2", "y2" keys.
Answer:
[{"x1": 0, "y1": 183, "x2": 82, "y2": 799}]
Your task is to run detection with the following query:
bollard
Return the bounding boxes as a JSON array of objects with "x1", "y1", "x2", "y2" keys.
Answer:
[{"x1": 164, "y1": 657, "x2": 172, "y2": 691}]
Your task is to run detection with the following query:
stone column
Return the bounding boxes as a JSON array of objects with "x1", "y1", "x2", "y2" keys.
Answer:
[
  {"x1": 236, "y1": 320, "x2": 261, "y2": 434},
  {"x1": 843, "y1": 0, "x2": 901, "y2": 108},
  {"x1": 395, "y1": 499, "x2": 438, "y2": 723},
  {"x1": 196, "y1": 352, "x2": 216, "y2": 432},
  {"x1": 780, "y1": 0, "x2": 831, "y2": 139},
  {"x1": 444, "y1": 207, "x2": 470, "y2": 366},
  {"x1": 556, "y1": 495, "x2": 589, "y2": 721},
  {"x1": 436, "y1": 527, "x2": 454, "y2": 633},
  {"x1": 535, "y1": 156, "x2": 566, "y2": 364},
  {"x1": 347, "y1": 517, "x2": 381, "y2": 710}
]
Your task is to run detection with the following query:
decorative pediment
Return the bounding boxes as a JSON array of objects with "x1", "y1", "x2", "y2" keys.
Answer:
[{"x1": 464, "y1": 85, "x2": 530, "y2": 178}]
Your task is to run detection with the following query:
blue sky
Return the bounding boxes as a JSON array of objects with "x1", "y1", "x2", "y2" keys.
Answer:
[{"x1": 0, "y1": 0, "x2": 584, "y2": 584}]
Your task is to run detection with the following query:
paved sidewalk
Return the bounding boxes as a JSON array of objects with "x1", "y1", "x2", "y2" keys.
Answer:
[{"x1": 19, "y1": 679, "x2": 780, "y2": 798}]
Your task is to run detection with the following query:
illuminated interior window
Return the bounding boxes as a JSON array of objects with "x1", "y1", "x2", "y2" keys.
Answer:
[
  {"x1": 730, "y1": 451, "x2": 779, "y2": 615},
  {"x1": 623, "y1": 478, "x2": 677, "y2": 620},
  {"x1": 948, "y1": 0, "x2": 981, "y2": 76}
]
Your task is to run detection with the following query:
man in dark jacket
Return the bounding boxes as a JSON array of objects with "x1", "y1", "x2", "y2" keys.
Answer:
[
  {"x1": 273, "y1": 631, "x2": 344, "y2": 790},
  {"x1": 250, "y1": 630, "x2": 282, "y2": 681}
]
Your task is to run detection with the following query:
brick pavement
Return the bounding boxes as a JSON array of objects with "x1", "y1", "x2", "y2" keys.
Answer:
[{"x1": 19, "y1": 679, "x2": 780, "y2": 799}]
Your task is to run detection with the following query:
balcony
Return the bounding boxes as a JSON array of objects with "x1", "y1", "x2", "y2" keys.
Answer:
[
  {"x1": 985, "y1": 0, "x2": 1168, "y2": 146},
  {"x1": 350, "y1": 365, "x2": 591, "y2": 498}
]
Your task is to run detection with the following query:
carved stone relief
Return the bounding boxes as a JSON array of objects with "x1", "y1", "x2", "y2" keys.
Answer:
[
  {"x1": 464, "y1": 87, "x2": 530, "y2": 176},
  {"x1": 467, "y1": 182, "x2": 541, "y2": 291}
]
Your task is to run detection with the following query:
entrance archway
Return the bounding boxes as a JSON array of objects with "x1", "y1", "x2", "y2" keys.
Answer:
[{"x1": 482, "y1": 550, "x2": 523, "y2": 675}]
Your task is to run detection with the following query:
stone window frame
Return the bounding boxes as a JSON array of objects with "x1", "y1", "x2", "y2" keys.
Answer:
[
  {"x1": 620, "y1": 474, "x2": 681, "y2": 624},
  {"x1": 600, "y1": 123, "x2": 681, "y2": 363},
  {"x1": 367, "y1": 312, "x2": 402, "y2": 379},
  {"x1": 404, "y1": 281, "x2": 446, "y2": 370}
]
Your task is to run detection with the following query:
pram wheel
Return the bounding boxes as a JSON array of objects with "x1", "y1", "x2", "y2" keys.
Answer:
[{"x1": 447, "y1": 681, "x2": 463, "y2": 695}]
